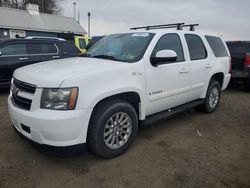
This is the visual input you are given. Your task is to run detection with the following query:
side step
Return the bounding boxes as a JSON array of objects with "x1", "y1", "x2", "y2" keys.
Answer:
[{"x1": 140, "y1": 99, "x2": 204, "y2": 127}]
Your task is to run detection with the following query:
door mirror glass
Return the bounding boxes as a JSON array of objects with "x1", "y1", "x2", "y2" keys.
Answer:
[{"x1": 151, "y1": 50, "x2": 177, "y2": 66}]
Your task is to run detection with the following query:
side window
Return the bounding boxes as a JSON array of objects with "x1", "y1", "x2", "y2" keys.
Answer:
[
  {"x1": 205, "y1": 36, "x2": 228, "y2": 57},
  {"x1": 59, "y1": 41, "x2": 80, "y2": 54},
  {"x1": 185, "y1": 34, "x2": 207, "y2": 60},
  {"x1": 0, "y1": 43, "x2": 27, "y2": 56},
  {"x1": 29, "y1": 43, "x2": 57, "y2": 54},
  {"x1": 152, "y1": 34, "x2": 184, "y2": 62},
  {"x1": 79, "y1": 38, "x2": 86, "y2": 49}
]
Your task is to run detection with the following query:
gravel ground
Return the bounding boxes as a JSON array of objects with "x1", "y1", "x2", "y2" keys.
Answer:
[{"x1": 0, "y1": 87, "x2": 249, "y2": 188}]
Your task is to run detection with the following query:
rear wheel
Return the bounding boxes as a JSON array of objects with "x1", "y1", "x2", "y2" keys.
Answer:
[
  {"x1": 87, "y1": 99, "x2": 138, "y2": 158},
  {"x1": 198, "y1": 80, "x2": 221, "y2": 113}
]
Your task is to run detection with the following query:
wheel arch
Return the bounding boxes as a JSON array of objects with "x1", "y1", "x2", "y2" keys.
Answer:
[{"x1": 202, "y1": 72, "x2": 224, "y2": 98}]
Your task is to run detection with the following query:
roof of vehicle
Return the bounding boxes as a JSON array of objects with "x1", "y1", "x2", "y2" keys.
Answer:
[
  {"x1": 0, "y1": 7, "x2": 86, "y2": 35},
  {"x1": 0, "y1": 38, "x2": 73, "y2": 45}
]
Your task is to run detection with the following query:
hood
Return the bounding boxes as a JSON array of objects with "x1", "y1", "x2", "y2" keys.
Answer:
[{"x1": 14, "y1": 57, "x2": 126, "y2": 87}]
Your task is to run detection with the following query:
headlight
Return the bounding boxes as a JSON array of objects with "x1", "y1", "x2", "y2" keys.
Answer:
[{"x1": 41, "y1": 88, "x2": 78, "y2": 110}]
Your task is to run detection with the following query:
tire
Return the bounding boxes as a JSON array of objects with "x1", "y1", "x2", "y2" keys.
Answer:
[
  {"x1": 87, "y1": 99, "x2": 138, "y2": 158},
  {"x1": 244, "y1": 79, "x2": 250, "y2": 92},
  {"x1": 198, "y1": 80, "x2": 221, "y2": 113}
]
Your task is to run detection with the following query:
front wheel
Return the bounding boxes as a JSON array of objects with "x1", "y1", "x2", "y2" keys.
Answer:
[
  {"x1": 198, "y1": 80, "x2": 221, "y2": 113},
  {"x1": 87, "y1": 99, "x2": 138, "y2": 158}
]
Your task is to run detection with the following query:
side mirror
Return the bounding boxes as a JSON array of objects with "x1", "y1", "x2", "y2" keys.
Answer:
[{"x1": 151, "y1": 50, "x2": 177, "y2": 67}]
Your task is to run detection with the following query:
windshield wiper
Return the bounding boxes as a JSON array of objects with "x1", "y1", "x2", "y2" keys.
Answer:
[{"x1": 93, "y1": 54, "x2": 119, "y2": 61}]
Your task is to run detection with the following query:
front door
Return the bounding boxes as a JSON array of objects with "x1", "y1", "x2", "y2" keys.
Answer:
[{"x1": 145, "y1": 33, "x2": 191, "y2": 115}]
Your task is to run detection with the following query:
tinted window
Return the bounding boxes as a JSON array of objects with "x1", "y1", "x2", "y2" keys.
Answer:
[
  {"x1": 185, "y1": 34, "x2": 207, "y2": 60},
  {"x1": 0, "y1": 43, "x2": 27, "y2": 55},
  {"x1": 206, "y1": 36, "x2": 228, "y2": 57},
  {"x1": 29, "y1": 43, "x2": 57, "y2": 54},
  {"x1": 79, "y1": 38, "x2": 86, "y2": 49},
  {"x1": 152, "y1": 34, "x2": 184, "y2": 62},
  {"x1": 59, "y1": 41, "x2": 80, "y2": 54}
]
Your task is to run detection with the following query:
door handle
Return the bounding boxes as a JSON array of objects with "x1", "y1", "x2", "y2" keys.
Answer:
[
  {"x1": 179, "y1": 68, "x2": 189, "y2": 73},
  {"x1": 205, "y1": 64, "x2": 212, "y2": 68},
  {"x1": 52, "y1": 56, "x2": 60, "y2": 59},
  {"x1": 19, "y1": 57, "x2": 28, "y2": 61}
]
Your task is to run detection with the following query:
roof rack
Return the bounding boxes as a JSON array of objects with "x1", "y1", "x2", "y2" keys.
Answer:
[
  {"x1": 182, "y1": 24, "x2": 199, "y2": 31},
  {"x1": 25, "y1": 36, "x2": 66, "y2": 41},
  {"x1": 130, "y1": 23, "x2": 199, "y2": 31}
]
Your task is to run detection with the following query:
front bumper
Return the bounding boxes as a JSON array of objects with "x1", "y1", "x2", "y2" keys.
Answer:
[{"x1": 8, "y1": 96, "x2": 93, "y2": 147}]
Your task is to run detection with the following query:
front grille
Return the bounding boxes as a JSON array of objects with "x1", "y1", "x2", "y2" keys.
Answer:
[
  {"x1": 12, "y1": 94, "x2": 32, "y2": 110},
  {"x1": 13, "y1": 79, "x2": 36, "y2": 94},
  {"x1": 11, "y1": 79, "x2": 36, "y2": 111}
]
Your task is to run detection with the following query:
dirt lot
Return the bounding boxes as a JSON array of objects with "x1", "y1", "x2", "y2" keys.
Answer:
[{"x1": 0, "y1": 87, "x2": 249, "y2": 188}]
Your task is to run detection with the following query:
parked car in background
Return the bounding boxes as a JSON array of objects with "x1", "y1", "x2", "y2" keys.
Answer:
[
  {"x1": 58, "y1": 33, "x2": 91, "y2": 53},
  {"x1": 86, "y1": 36, "x2": 105, "y2": 50},
  {"x1": 0, "y1": 37, "x2": 81, "y2": 88},
  {"x1": 8, "y1": 23, "x2": 231, "y2": 158},
  {"x1": 226, "y1": 41, "x2": 250, "y2": 91}
]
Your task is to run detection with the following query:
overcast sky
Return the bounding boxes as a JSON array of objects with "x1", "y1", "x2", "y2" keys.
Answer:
[{"x1": 60, "y1": 0, "x2": 250, "y2": 40}]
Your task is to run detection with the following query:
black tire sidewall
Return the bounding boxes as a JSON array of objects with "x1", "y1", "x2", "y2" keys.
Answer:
[
  {"x1": 88, "y1": 100, "x2": 138, "y2": 158},
  {"x1": 204, "y1": 80, "x2": 221, "y2": 113}
]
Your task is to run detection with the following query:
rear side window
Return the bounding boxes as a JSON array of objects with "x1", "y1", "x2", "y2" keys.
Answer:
[
  {"x1": 152, "y1": 33, "x2": 184, "y2": 62},
  {"x1": 0, "y1": 43, "x2": 27, "y2": 55},
  {"x1": 185, "y1": 34, "x2": 207, "y2": 60},
  {"x1": 79, "y1": 38, "x2": 86, "y2": 49},
  {"x1": 29, "y1": 43, "x2": 57, "y2": 54},
  {"x1": 58, "y1": 41, "x2": 80, "y2": 54},
  {"x1": 205, "y1": 36, "x2": 228, "y2": 57}
]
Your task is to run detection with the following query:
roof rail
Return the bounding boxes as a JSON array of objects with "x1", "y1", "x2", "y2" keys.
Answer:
[
  {"x1": 130, "y1": 23, "x2": 199, "y2": 31},
  {"x1": 182, "y1": 24, "x2": 199, "y2": 31},
  {"x1": 25, "y1": 36, "x2": 66, "y2": 41},
  {"x1": 130, "y1": 23, "x2": 185, "y2": 31}
]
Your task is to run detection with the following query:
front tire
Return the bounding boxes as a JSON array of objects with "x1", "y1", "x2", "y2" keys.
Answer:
[
  {"x1": 199, "y1": 80, "x2": 221, "y2": 113},
  {"x1": 87, "y1": 99, "x2": 138, "y2": 158}
]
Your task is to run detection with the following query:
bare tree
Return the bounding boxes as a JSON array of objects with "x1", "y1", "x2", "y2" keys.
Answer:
[{"x1": 0, "y1": 0, "x2": 64, "y2": 15}]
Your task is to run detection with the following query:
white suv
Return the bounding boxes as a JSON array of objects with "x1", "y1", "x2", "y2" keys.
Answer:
[{"x1": 8, "y1": 23, "x2": 231, "y2": 158}]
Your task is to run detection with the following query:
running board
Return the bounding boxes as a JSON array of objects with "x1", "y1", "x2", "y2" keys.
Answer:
[{"x1": 140, "y1": 99, "x2": 204, "y2": 127}]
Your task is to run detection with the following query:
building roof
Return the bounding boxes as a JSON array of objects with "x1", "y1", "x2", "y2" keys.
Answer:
[{"x1": 0, "y1": 7, "x2": 86, "y2": 35}]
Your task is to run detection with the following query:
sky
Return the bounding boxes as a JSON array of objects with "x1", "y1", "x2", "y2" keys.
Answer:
[{"x1": 60, "y1": 0, "x2": 250, "y2": 40}]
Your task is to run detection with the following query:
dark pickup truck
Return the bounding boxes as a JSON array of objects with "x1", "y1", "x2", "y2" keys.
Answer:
[{"x1": 226, "y1": 41, "x2": 250, "y2": 91}]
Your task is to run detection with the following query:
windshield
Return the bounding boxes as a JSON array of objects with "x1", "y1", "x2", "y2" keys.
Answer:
[{"x1": 86, "y1": 33, "x2": 155, "y2": 63}]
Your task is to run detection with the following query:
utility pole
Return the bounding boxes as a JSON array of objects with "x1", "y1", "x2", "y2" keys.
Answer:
[
  {"x1": 73, "y1": 2, "x2": 76, "y2": 20},
  {"x1": 87, "y1": 12, "x2": 91, "y2": 37},
  {"x1": 78, "y1": 12, "x2": 80, "y2": 23}
]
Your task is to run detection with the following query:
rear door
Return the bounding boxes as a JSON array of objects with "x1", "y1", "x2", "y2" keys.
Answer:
[
  {"x1": 27, "y1": 41, "x2": 59, "y2": 64},
  {"x1": 0, "y1": 41, "x2": 29, "y2": 84},
  {"x1": 185, "y1": 34, "x2": 210, "y2": 99}
]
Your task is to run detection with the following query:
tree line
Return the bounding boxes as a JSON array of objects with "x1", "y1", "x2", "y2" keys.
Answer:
[{"x1": 0, "y1": 0, "x2": 64, "y2": 14}]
